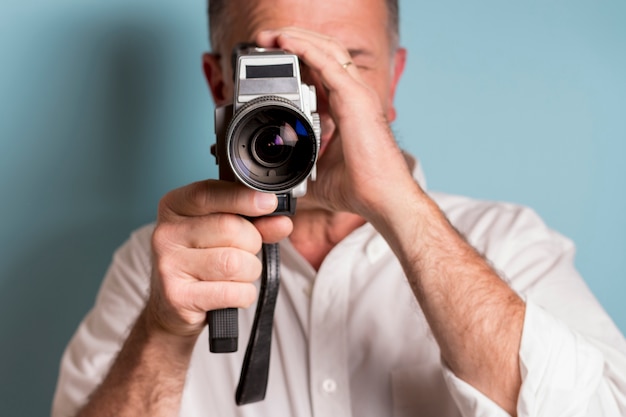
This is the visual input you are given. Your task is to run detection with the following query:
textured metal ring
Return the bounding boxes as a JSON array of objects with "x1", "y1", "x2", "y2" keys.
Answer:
[{"x1": 341, "y1": 61, "x2": 353, "y2": 69}]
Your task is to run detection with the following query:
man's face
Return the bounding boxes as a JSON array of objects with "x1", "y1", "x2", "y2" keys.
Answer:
[{"x1": 209, "y1": 0, "x2": 404, "y2": 154}]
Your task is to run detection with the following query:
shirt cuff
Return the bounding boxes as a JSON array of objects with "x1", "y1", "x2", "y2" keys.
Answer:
[
  {"x1": 441, "y1": 365, "x2": 511, "y2": 417},
  {"x1": 516, "y1": 300, "x2": 604, "y2": 416},
  {"x1": 441, "y1": 301, "x2": 605, "y2": 417}
]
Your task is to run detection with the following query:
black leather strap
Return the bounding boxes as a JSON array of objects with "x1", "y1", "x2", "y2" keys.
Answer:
[{"x1": 235, "y1": 242, "x2": 281, "y2": 405}]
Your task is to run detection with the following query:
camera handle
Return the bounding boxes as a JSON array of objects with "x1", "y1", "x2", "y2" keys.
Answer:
[{"x1": 206, "y1": 193, "x2": 296, "y2": 404}]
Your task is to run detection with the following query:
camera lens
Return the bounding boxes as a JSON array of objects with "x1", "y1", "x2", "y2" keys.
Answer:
[
  {"x1": 251, "y1": 124, "x2": 296, "y2": 168},
  {"x1": 226, "y1": 96, "x2": 318, "y2": 193}
]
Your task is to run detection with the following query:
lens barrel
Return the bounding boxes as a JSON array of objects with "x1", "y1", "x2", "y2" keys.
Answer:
[{"x1": 226, "y1": 96, "x2": 318, "y2": 193}]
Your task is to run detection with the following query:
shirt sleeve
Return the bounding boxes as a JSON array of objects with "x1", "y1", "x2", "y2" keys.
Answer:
[
  {"x1": 442, "y1": 300, "x2": 626, "y2": 417},
  {"x1": 516, "y1": 301, "x2": 625, "y2": 416},
  {"x1": 50, "y1": 224, "x2": 154, "y2": 417},
  {"x1": 439, "y1": 202, "x2": 626, "y2": 416}
]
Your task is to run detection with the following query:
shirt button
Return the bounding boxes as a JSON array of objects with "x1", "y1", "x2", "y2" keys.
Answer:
[
  {"x1": 322, "y1": 378, "x2": 337, "y2": 393},
  {"x1": 302, "y1": 284, "x2": 312, "y2": 297}
]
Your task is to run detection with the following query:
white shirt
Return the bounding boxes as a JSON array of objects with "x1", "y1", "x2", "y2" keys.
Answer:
[{"x1": 52, "y1": 165, "x2": 626, "y2": 416}]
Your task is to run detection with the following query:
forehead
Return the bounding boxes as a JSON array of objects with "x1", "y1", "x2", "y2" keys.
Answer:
[{"x1": 219, "y1": 0, "x2": 390, "y2": 54}]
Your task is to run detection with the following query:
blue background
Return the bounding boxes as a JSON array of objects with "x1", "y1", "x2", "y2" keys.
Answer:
[{"x1": 1, "y1": 0, "x2": 624, "y2": 415}]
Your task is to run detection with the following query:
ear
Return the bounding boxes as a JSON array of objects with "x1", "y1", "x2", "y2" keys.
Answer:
[
  {"x1": 386, "y1": 47, "x2": 407, "y2": 123},
  {"x1": 202, "y1": 53, "x2": 230, "y2": 106}
]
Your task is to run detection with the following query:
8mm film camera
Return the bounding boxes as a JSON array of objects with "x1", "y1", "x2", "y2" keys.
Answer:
[
  {"x1": 208, "y1": 44, "x2": 321, "y2": 404},
  {"x1": 213, "y1": 44, "x2": 321, "y2": 214}
]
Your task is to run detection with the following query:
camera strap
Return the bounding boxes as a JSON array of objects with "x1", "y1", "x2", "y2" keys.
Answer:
[{"x1": 235, "y1": 242, "x2": 281, "y2": 405}]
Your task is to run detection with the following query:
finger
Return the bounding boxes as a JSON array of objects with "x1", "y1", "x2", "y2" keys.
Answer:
[
  {"x1": 153, "y1": 213, "x2": 263, "y2": 254},
  {"x1": 179, "y1": 280, "x2": 258, "y2": 311},
  {"x1": 256, "y1": 29, "x2": 361, "y2": 88},
  {"x1": 251, "y1": 215, "x2": 293, "y2": 243},
  {"x1": 158, "y1": 180, "x2": 278, "y2": 221},
  {"x1": 158, "y1": 247, "x2": 263, "y2": 284},
  {"x1": 257, "y1": 27, "x2": 350, "y2": 63},
  {"x1": 276, "y1": 35, "x2": 359, "y2": 92}
]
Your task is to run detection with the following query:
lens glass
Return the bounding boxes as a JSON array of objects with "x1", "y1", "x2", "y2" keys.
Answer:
[
  {"x1": 228, "y1": 100, "x2": 317, "y2": 192},
  {"x1": 251, "y1": 124, "x2": 297, "y2": 168}
]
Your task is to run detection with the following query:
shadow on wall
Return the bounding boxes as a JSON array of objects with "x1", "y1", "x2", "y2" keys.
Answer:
[{"x1": 0, "y1": 17, "x2": 177, "y2": 416}]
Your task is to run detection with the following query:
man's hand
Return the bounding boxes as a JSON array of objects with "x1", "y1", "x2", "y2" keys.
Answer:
[
  {"x1": 256, "y1": 28, "x2": 415, "y2": 221},
  {"x1": 78, "y1": 180, "x2": 293, "y2": 417},
  {"x1": 147, "y1": 179, "x2": 293, "y2": 338}
]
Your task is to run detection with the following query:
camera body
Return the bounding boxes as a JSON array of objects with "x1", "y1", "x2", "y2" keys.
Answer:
[{"x1": 213, "y1": 46, "x2": 320, "y2": 206}]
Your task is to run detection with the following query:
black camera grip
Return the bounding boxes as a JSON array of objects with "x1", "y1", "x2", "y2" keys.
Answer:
[{"x1": 207, "y1": 308, "x2": 238, "y2": 353}]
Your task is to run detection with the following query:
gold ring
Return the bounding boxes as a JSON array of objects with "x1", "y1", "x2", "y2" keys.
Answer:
[{"x1": 341, "y1": 61, "x2": 353, "y2": 69}]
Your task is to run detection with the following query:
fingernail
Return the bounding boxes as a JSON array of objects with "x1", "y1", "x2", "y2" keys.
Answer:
[{"x1": 255, "y1": 192, "x2": 277, "y2": 211}]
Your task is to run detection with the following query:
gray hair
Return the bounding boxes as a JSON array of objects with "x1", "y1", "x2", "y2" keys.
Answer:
[{"x1": 207, "y1": 0, "x2": 400, "y2": 51}]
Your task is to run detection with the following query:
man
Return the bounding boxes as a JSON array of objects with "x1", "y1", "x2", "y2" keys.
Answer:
[{"x1": 52, "y1": 0, "x2": 626, "y2": 416}]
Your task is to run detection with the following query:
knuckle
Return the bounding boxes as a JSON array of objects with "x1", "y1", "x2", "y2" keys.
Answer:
[
  {"x1": 212, "y1": 249, "x2": 261, "y2": 282},
  {"x1": 187, "y1": 180, "x2": 208, "y2": 208},
  {"x1": 217, "y1": 248, "x2": 242, "y2": 278},
  {"x1": 151, "y1": 222, "x2": 170, "y2": 245},
  {"x1": 151, "y1": 222, "x2": 179, "y2": 253},
  {"x1": 323, "y1": 49, "x2": 334, "y2": 63},
  {"x1": 329, "y1": 39, "x2": 343, "y2": 53},
  {"x1": 216, "y1": 214, "x2": 262, "y2": 253},
  {"x1": 214, "y1": 213, "x2": 241, "y2": 239},
  {"x1": 186, "y1": 179, "x2": 220, "y2": 214},
  {"x1": 156, "y1": 191, "x2": 175, "y2": 221}
]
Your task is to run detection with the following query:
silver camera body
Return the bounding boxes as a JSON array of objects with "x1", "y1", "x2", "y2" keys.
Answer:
[{"x1": 214, "y1": 46, "x2": 320, "y2": 200}]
